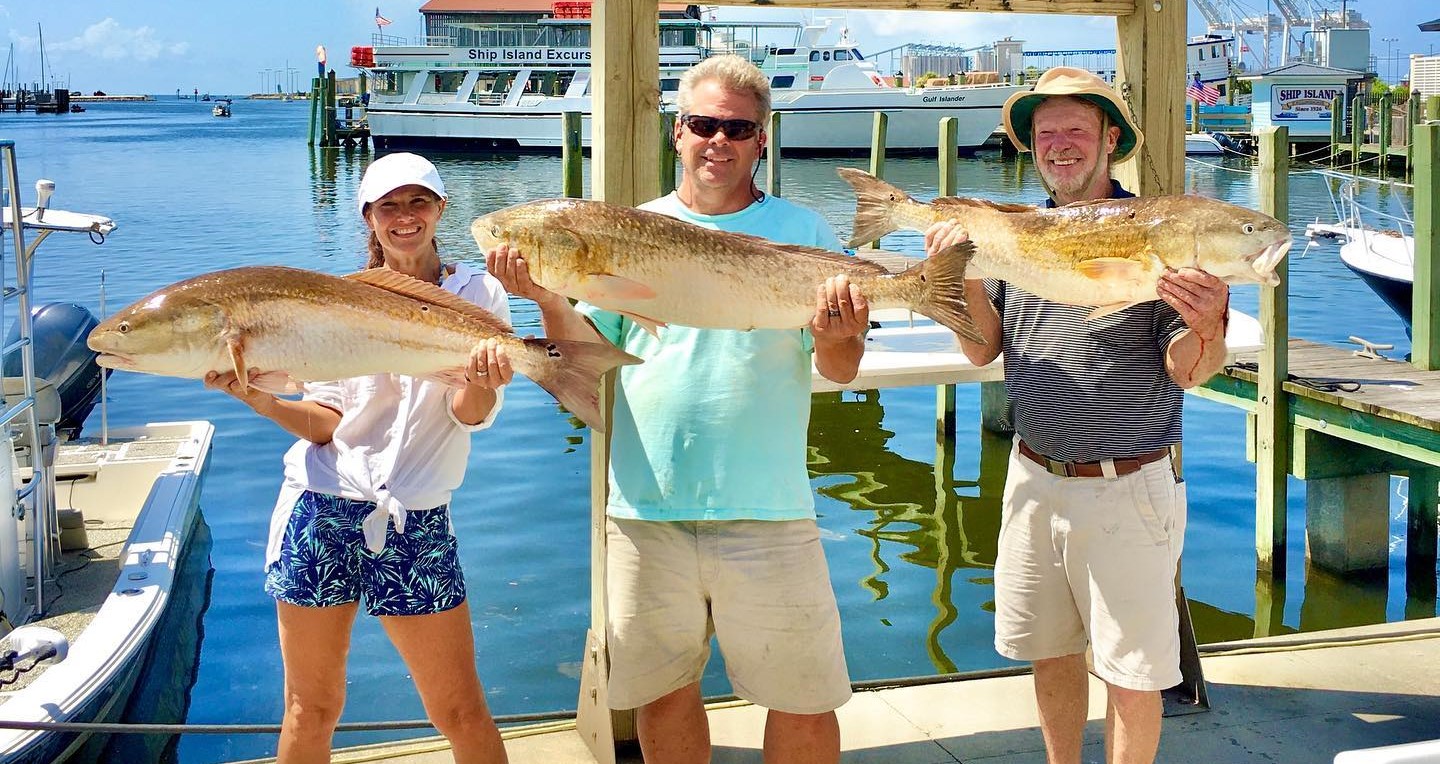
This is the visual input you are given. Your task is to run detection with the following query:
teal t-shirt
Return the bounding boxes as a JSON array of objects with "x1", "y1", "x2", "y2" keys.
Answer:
[{"x1": 578, "y1": 192, "x2": 845, "y2": 522}]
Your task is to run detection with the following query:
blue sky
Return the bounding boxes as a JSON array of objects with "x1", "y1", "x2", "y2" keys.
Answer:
[{"x1": 2, "y1": 1, "x2": 1435, "y2": 95}]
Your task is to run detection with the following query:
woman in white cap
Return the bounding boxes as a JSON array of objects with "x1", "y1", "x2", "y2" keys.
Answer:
[{"x1": 205, "y1": 152, "x2": 512, "y2": 763}]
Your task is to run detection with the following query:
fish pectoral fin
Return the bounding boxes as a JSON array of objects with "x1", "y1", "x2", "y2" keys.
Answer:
[
  {"x1": 1075, "y1": 257, "x2": 1146, "y2": 282},
  {"x1": 618, "y1": 310, "x2": 667, "y2": 338},
  {"x1": 225, "y1": 334, "x2": 249, "y2": 395},
  {"x1": 1086, "y1": 301, "x2": 1145, "y2": 320},
  {"x1": 580, "y1": 274, "x2": 657, "y2": 302},
  {"x1": 249, "y1": 371, "x2": 306, "y2": 396}
]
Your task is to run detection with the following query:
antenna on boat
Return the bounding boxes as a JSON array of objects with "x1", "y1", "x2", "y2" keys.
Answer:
[{"x1": 98, "y1": 269, "x2": 107, "y2": 446}]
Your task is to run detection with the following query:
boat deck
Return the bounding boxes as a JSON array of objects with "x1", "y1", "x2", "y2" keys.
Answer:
[
  {"x1": 0, "y1": 435, "x2": 190, "y2": 699},
  {"x1": 226, "y1": 618, "x2": 1440, "y2": 763}
]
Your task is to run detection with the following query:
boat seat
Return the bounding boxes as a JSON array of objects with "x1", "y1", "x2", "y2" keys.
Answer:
[
  {"x1": 2, "y1": 377, "x2": 60, "y2": 471},
  {"x1": 2, "y1": 377, "x2": 62, "y2": 428}
]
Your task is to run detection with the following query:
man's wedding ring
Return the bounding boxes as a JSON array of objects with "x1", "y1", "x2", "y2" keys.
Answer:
[{"x1": 827, "y1": 309, "x2": 842, "y2": 317}]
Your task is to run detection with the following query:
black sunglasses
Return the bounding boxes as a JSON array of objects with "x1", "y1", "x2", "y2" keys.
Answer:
[{"x1": 679, "y1": 114, "x2": 761, "y2": 141}]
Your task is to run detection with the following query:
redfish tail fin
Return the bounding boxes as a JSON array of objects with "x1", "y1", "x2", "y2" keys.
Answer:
[
  {"x1": 905, "y1": 241, "x2": 985, "y2": 345},
  {"x1": 838, "y1": 167, "x2": 906, "y2": 248},
  {"x1": 524, "y1": 338, "x2": 642, "y2": 432}
]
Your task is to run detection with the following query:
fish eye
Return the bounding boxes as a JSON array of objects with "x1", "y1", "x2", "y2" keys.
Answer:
[
  {"x1": 117, "y1": 321, "x2": 131, "y2": 334},
  {"x1": 491, "y1": 226, "x2": 501, "y2": 238},
  {"x1": 1242, "y1": 223, "x2": 1255, "y2": 234}
]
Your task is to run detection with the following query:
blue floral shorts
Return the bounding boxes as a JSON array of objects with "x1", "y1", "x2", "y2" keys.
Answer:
[{"x1": 264, "y1": 490, "x2": 466, "y2": 616}]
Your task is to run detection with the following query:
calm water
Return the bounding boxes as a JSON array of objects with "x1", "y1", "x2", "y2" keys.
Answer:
[{"x1": 0, "y1": 99, "x2": 1428, "y2": 763}]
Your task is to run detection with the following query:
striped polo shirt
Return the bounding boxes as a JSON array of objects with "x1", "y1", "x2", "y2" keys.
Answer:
[{"x1": 985, "y1": 181, "x2": 1190, "y2": 463}]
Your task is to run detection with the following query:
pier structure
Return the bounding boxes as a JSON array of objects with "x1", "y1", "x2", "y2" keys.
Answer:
[
  {"x1": 1327, "y1": 94, "x2": 1440, "y2": 178},
  {"x1": 307, "y1": 70, "x2": 369, "y2": 149}
]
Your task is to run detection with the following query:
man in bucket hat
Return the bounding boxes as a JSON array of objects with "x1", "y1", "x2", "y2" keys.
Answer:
[{"x1": 926, "y1": 67, "x2": 1231, "y2": 763}]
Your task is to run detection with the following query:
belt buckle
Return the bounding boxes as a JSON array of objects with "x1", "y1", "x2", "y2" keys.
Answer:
[{"x1": 1044, "y1": 457, "x2": 1074, "y2": 478}]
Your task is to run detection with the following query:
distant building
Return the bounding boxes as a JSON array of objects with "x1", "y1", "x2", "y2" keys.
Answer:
[
  {"x1": 1412, "y1": 54, "x2": 1440, "y2": 98},
  {"x1": 1240, "y1": 63, "x2": 1363, "y2": 138}
]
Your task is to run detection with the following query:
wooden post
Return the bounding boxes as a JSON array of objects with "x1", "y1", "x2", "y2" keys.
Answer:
[
  {"x1": 562, "y1": 111, "x2": 584, "y2": 199},
  {"x1": 1114, "y1": 0, "x2": 1186, "y2": 196},
  {"x1": 1415, "y1": 122, "x2": 1439, "y2": 370},
  {"x1": 1329, "y1": 95, "x2": 1342, "y2": 168},
  {"x1": 324, "y1": 71, "x2": 336, "y2": 149},
  {"x1": 861, "y1": 112, "x2": 888, "y2": 249},
  {"x1": 1351, "y1": 96, "x2": 1364, "y2": 170},
  {"x1": 1256, "y1": 126, "x2": 1290, "y2": 577},
  {"x1": 1378, "y1": 93, "x2": 1392, "y2": 169},
  {"x1": 307, "y1": 77, "x2": 320, "y2": 146},
  {"x1": 592, "y1": 0, "x2": 659, "y2": 206},
  {"x1": 868, "y1": 111, "x2": 888, "y2": 180},
  {"x1": 938, "y1": 117, "x2": 958, "y2": 196},
  {"x1": 936, "y1": 115, "x2": 960, "y2": 440},
  {"x1": 766, "y1": 111, "x2": 782, "y2": 197},
  {"x1": 582, "y1": 0, "x2": 660, "y2": 754},
  {"x1": 659, "y1": 111, "x2": 677, "y2": 197},
  {"x1": 1190, "y1": 99, "x2": 1200, "y2": 133},
  {"x1": 1409, "y1": 468, "x2": 1439, "y2": 608},
  {"x1": 1406, "y1": 95, "x2": 1421, "y2": 180},
  {"x1": 1429, "y1": 95, "x2": 1440, "y2": 122}
]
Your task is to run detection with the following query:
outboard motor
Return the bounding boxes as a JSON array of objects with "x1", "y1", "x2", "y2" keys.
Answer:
[{"x1": 2, "y1": 302, "x2": 109, "y2": 439}]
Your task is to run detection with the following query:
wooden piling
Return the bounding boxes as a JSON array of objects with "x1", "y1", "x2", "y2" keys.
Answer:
[
  {"x1": 307, "y1": 77, "x2": 320, "y2": 147},
  {"x1": 937, "y1": 116, "x2": 959, "y2": 439},
  {"x1": 323, "y1": 70, "x2": 338, "y2": 148},
  {"x1": 659, "y1": 112, "x2": 676, "y2": 197},
  {"x1": 562, "y1": 111, "x2": 584, "y2": 199},
  {"x1": 1378, "y1": 93, "x2": 1392, "y2": 169},
  {"x1": 1350, "y1": 96, "x2": 1364, "y2": 171},
  {"x1": 1415, "y1": 122, "x2": 1438, "y2": 371},
  {"x1": 1429, "y1": 96, "x2": 1440, "y2": 122},
  {"x1": 1256, "y1": 126, "x2": 1290, "y2": 577},
  {"x1": 1407, "y1": 95, "x2": 1421, "y2": 179},
  {"x1": 766, "y1": 111, "x2": 781, "y2": 198},
  {"x1": 869, "y1": 112, "x2": 888, "y2": 180},
  {"x1": 1329, "y1": 96, "x2": 1342, "y2": 168}
]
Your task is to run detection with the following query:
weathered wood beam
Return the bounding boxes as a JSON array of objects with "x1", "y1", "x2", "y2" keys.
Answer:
[
  {"x1": 1254, "y1": 127, "x2": 1290, "y2": 578},
  {"x1": 712, "y1": 0, "x2": 1135, "y2": 14},
  {"x1": 593, "y1": 0, "x2": 660, "y2": 205},
  {"x1": 1113, "y1": 0, "x2": 1184, "y2": 196}
]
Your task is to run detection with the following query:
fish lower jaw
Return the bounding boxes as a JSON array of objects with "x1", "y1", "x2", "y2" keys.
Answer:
[{"x1": 94, "y1": 354, "x2": 133, "y2": 370}]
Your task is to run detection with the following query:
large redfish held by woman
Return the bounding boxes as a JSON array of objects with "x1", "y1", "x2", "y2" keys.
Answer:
[{"x1": 86, "y1": 266, "x2": 640, "y2": 432}]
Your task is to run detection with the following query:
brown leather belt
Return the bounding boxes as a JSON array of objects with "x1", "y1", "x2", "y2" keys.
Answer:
[{"x1": 1018, "y1": 440, "x2": 1171, "y2": 478}]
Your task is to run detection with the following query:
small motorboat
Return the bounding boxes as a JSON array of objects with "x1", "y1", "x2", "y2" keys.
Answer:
[
  {"x1": 1304, "y1": 170, "x2": 1415, "y2": 335},
  {"x1": 211, "y1": 99, "x2": 231, "y2": 118},
  {"x1": 0, "y1": 144, "x2": 215, "y2": 762}
]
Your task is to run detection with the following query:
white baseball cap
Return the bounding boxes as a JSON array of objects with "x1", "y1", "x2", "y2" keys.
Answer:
[{"x1": 357, "y1": 152, "x2": 447, "y2": 216}]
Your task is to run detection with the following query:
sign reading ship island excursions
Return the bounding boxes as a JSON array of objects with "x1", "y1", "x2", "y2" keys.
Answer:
[
  {"x1": 1271, "y1": 86, "x2": 1343, "y2": 121},
  {"x1": 467, "y1": 47, "x2": 591, "y2": 63}
]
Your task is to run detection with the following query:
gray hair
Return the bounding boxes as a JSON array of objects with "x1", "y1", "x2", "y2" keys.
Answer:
[{"x1": 676, "y1": 55, "x2": 771, "y2": 123}]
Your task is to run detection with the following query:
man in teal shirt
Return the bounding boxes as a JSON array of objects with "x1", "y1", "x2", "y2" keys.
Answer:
[{"x1": 487, "y1": 54, "x2": 865, "y2": 764}]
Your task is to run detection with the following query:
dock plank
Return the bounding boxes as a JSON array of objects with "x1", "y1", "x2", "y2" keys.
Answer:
[{"x1": 1227, "y1": 339, "x2": 1440, "y2": 433}]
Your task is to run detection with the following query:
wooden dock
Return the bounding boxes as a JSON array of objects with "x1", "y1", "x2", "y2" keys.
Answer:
[
  {"x1": 1197, "y1": 339, "x2": 1440, "y2": 595},
  {"x1": 226, "y1": 618, "x2": 1440, "y2": 764}
]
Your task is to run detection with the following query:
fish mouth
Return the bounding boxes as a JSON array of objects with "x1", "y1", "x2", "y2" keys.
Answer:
[
  {"x1": 94, "y1": 353, "x2": 133, "y2": 370},
  {"x1": 1246, "y1": 239, "x2": 1293, "y2": 286}
]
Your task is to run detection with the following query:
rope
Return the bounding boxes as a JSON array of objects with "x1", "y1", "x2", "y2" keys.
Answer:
[
  {"x1": 0, "y1": 709, "x2": 577, "y2": 735},
  {"x1": 1224, "y1": 361, "x2": 1363, "y2": 393}
]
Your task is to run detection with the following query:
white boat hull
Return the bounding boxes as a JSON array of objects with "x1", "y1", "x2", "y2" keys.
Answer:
[
  {"x1": 0, "y1": 421, "x2": 215, "y2": 763},
  {"x1": 367, "y1": 84, "x2": 1025, "y2": 154}
]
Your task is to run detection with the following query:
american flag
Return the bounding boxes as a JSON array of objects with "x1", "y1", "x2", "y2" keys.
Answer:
[
  {"x1": 1186, "y1": 79, "x2": 1221, "y2": 106},
  {"x1": 374, "y1": 7, "x2": 392, "y2": 27}
]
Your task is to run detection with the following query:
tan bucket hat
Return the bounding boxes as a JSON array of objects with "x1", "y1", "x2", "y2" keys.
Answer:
[{"x1": 1002, "y1": 66, "x2": 1144, "y2": 164}]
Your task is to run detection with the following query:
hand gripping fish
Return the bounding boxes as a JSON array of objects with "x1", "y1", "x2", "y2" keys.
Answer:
[
  {"x1": 838, "y1": 168, "x2": 1292, "y2": 319},
  {"x1": 470, "y1": 198, "x2": 984, "y2": 343},
  {"x1": 86, "y1": 266, "x2": 641, "y2": 432}
]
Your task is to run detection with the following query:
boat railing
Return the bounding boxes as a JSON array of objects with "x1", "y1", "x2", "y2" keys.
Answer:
[
  {"x1": 370, "y1": 33, "x2": 454, "y2": 47},
  {"x1": 0, "y1": 141, "x2": 55, "y2": 623},
  {"x1": 1312, "y1": 168, "x2": 1415, "y2": 252}
]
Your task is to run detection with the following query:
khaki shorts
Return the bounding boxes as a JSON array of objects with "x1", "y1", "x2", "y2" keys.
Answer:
[
  {"x1": 993, "y1": 443, "x2": 1188, "y2": 692},
  {"x1": 605, "y1": 517, "x2": 851, "y2": 714}
]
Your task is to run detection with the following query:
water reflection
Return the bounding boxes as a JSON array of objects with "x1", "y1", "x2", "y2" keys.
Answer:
[{"x1": 808, "y1": 390, "x2": 1008, "y2": 672}]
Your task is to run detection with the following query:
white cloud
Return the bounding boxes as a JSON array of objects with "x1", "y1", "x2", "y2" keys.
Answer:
[{"x1": 40, "y1": 18, "x2": 189, "y2": 62}]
